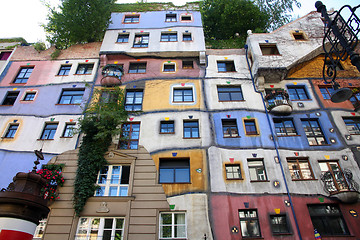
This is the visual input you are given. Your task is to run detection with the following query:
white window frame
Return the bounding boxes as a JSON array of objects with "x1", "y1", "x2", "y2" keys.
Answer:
[
  {"x1": 95, "y1": 165, "x2": 130, "y2": 197},
  {"x1": 33, "y1": 219, "x2": 47, "y2": 240},
  {"x1": 75, "y1": 217, "x2": 125, "y2": 240},
  {"x1": 159, "y1": 212, "x2": 187, "y2": 239}
]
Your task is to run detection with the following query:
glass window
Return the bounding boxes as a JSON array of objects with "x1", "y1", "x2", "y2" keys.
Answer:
[
  {"x1": 161, "y1": 32, "x2": 177, "y2": 42},
  {"x1": 160, "y1": 121, "x2": 174, "y2": 134},
  {"x1": 58, "y1": 65, "x2": 71, "y2": 76},
  {"x1": 159, "y1": 212, "x2": 186, "y2": 239},
  {"x1": 128, "y1": 62, "x2": 146, "y2": 73},
  {"x1": 319, "y1": 161, "x2": 348, "y2": 193},
  {"x1": 117, "y1": 34, "x2": 129, "y2": 43},
  {"x1": 62, "y1": 123, "x2": 76, "y2": 137},
  {"x1": 58, "y1": 89, "x2": 85, "y2": 104},
  {"x1": 274, "y1": 118, "x2": 297, "y2": 136},
  {"x1": 183, "y1": 120, "x2": 199, "y2": 138},
  {"x1": 287, "y1": 158, "x2": 314, "y2": 180},
  {"x1": 40, "y1": 123, "x2": 58, "y2": 140},
  {"x1": 75, "y1": 217, "x2": 125, "y2": 240},
  {"x1": 124, "y1": 15, "x2": 139, "y2": 23},
  {"x1": 301, "y1": 119, "x2": 327, "y2": 145},
  {"x1": 239, "y1": 210, "x2": 261, "y2": 237},
  {"x1": 125, "y1": 90, "x2": 143, "y2": 111},
  {"x1": 159, "y1": 159, "x2": 190, "y2": 183},
  {"x1": 4, "y1": 124, "x2": 18, "y2": 138},
  {"x1": 173, "y1": 88, "x2": 193, "y2": 102},
  {"x1": 165, "y1": 13, "x2": 177, "y2": 22},
  {"x1": 133, "y1": 34, "x2": 149, "y2": 48},
  {"x1": 183, "y1": 33, "x2": 192, "y2": 41},
  {"x1": 343, "y1": 117, "x2": 360, "y2": 135},
  {"x1": 259, "y1": 44, "x2": 280, "y2": 55},
  {"x1": 75, "y1": 64, "x2": 94, "y2": 75},
  {"x1": 287, "y1": 86, "x2": 310, "y2": 100},
  {"x1": 23, "y1": 92, "x2": 36, "y2": 101},
  {"x1": 248, "y1": 159, "x2": 267, "y2": 181},
  {"x1": 182, "y1": 61, "x2": 193, "y2": 69},
  {"x1": 308, "y1": 204, "x2": 349, "y2": 236},
  {"x1": 119, "y1": 122, "x2": 140, "y2": 149},
  {"x1": 349, "y1": 91, "x2": 360, "y2": 106},
  {"x1": 217, "y1": 86, "x2": 243, "y2": 101},
  {"x1": 33, "y1": 219, "x2": 47, "y2": 240},
  {"x1": 244, "y1": 119, "x2": 258, "y2": 135},
  {"x1": 319, "y1": 86, "x2": 334, "y2": 100},
  {"x1": 2, "y1": 91, "x2": 19, "y2": 105},
  {"x1": 95, "y1": 165, "x2": 130, "y2": 197},
  {"x1": 225, "y1": 164, "x2": 241, "y2": 179},
  {"x1": 270, "y1": 215, "x2": 290, "y2": 234},
  {"x1": 217, "y1": 61, "x2": 235, "y2": 72},
  {"x1": 13, "y1": 67, "x2": 33, "y2": 83},
  {"x1": 0, "y1": 51, "x2": 11, "y2": 61},
  {"x1": 265, "y1": 88, "x2": 286, "y2": 105},
  {"x1": 163, "y1": 64, "x2": 175, "y2": 72},
  {"x1": 222, "y1": 119, "x2": 239, "y2": 138},
  {"x1": 181, "y1": 15, "x2": 192, "y2": 21}
]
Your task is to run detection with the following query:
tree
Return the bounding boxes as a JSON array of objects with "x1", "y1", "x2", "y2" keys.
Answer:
[
  {"x1": 44, "y1": 0, "x2": 115, "y2": 49},
  {"x1": 200, "y1": 0, "x2": 269, "y2": 47}
]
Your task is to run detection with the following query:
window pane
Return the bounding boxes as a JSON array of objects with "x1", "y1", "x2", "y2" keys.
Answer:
[
  {"x1": 175, "y1": 168, "x2": 190, "y2": 182},
  {"x1": 159, "y1": 168, "x2": 174, "y2": 183}
]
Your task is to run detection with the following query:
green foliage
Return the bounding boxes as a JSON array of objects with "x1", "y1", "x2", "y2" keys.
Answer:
[
  {"x1": 73, "y1": 87, "x2": 128, "y2": 215},
  {"x1": 50, "y1": 48, "x2": 61, "y2": 59},
  {"x1": 200, "y1": 0, "x2": 268, "y2": 45},
  {"x1": 0, "y1": 37, "x2": 27, "y2": 44},
  {"x1": 205, "y1": 37, "x2": 245, "y2": 49},
  {"x1": 44, "y1": 0, "x2": 116, "y2": 49},
  {"x1": 33, "y1": 41, "x2": 46, "y2": 52},
  {"x1": 112, "y1": 2, "x2": 200, "y2": 12}
]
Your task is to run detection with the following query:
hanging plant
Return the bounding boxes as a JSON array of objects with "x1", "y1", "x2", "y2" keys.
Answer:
[
  {"x1": 37, "y1": 164, "x2": 65, "y2": 201},
  {"x1": 73, "y1": 87, "x2": 128, "y2": 215}
]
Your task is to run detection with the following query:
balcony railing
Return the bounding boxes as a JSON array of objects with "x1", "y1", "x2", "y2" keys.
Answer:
[
  {"x1": 100, "y1": 64, "x2": 123, "y2": 86},
  {"x1": 265, "y1": 91, "x2": 292, "y2": 115}
]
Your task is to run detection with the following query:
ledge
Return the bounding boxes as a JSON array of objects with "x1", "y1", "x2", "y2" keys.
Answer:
[{"x1": 87, "y1": 196, "x2": 135, "y2": 202}]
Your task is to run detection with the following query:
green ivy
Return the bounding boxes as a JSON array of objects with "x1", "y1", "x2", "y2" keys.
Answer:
[{"x1": 73, "y1": 87, "x2": 128, "y2": 215}]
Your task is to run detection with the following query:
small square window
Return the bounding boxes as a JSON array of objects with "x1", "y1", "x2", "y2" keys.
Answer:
[
  {"x1": 260, "y1": 44, "x2": 280, "y2": 55},
  {"x1": 182, "y1": 61, "x2": 193, "y2": 69},
  {"x1": 159, "y1": 158, "x2": 190, "y2": 183},
  {"x1": 23, "y1": 92, "x2": 36, "y2": 101},
  {"x1": 217, "y1": 61, "x2": 235, "y2": 72},
  {"x1": 183, "y1": 33, "x2": 192, "y2": 41},
  {"x1": 58, "y1": 89, "x2": 85, "y2": 104},
  {"x1": 239, "y1": 210, "x2": 261, "y2": 237},
  {"x1": 248, "y1": 159, "x2": 267, "y2": 181},
  {"x1": 287, "y1": 86, "x2": 310, "y2": 100},
  {"x1": 181, "y1": 15, "x2": 192, "y2": 21},
  {"x1": 2, "y1": 91, "x2": 19, "y2": 105},
  {"x1": 222, "y1": 119, "x2": 239, "y2": 138},
  {"x1": 58, "y1": 65, "x2": 71, "y2": 76},
  {"x1": 62, "y1": 123, "x2": 76, "y2": 137},
  {"x1": 4, "y1": 124, "x2": 18, "y2": 138},
  {"x1": 75, "y1": 64, "x2": 94, "y2": 75},
  {"x1": 292, "y1": 31, "x2": 306, "y2": 40},
  {"x1": 165, "y1": 13, "x2": 177, "y2": 22},
  {"x1": 244, "y1": 119, "x2": 258, "y2": 135},
  {"x1": 343, "y1": 117, "x2": 360, "y2": 135},
  {"x1": 128, "y1": 62, "x2": 146, "y2": 73},
  {"x1": 225, "y1": 164, "x2": 241, "y2": 179},
  {"x1": 40, "y1": 123, "x2": 58, "y2": 140},
  {"x1": 270, "y1": 214, "x2": 291, "y2": 234},
  {"x1": 13, "y1": 67, "x2": 33, "y2": 84},
  {"x1": 273, "y1": 118, "x2": 297, "y2": 136},
  {"x1": 173, "y1": 88, "x2": 193, "y2": 102},
  {"x1": 183, "y1": 120, "x2": 199, "y2": 138},
  {"x1": 161, "y1": 32, "x2": 177, "y2": 42},
  {"x1": 124, "y1": 15, "x2": 139, "y2": 23},
  {"x1": 163, "y1": 63, "x2": 176, "y2": 72},
  {"x1": 133, "y1": 34, "x2": 149, "y2": 48},
  {"x1": 160, "y1": 121, "x2": 175, "y2": 134},
  {"x1": 159, "y1": 212, "x2": 187, "y2": 239},
  {"x1": 117, "y1": 33, "x2": 129, "y2": 43}
]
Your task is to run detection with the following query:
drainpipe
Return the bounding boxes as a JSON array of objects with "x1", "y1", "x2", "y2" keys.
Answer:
[{"x1": 244, "y1": 44, "x2": 303, "y2": 240}]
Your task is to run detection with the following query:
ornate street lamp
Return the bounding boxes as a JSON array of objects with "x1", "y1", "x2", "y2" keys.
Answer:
[{"x1": 315, "y1": 1, "x2": 360, "y2": 102}]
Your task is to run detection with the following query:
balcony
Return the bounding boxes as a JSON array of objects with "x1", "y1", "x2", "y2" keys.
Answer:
[
  {"x1": 321, "y1": 169, "x2": 359, "y2": 203},
  {"x1": 100, "y1": 64, "x2": 123, "y2": 86},
  {"x1": 265, "y1": 90, "x2": 292, "y2": 115}
]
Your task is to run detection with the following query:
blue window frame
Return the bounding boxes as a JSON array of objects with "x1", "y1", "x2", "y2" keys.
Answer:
[
  {"x1": 159, "y1": 158, "x2": 190, "y2": 183},
  {"x1": 4, "y1": 124, "x2": 18, "y2": 138},
  {"x1": 183, "y1": 120, "x2": 199, "y2": 138},
  {"x1": 58, "y1": 89, "x2": 85, "y2": 104},
  {"x1": 161, "y1": 32, "x2": 177, "y2": 42},
  {"x1": 287, "y1": 86, "x2": 310, "y2": 100}
]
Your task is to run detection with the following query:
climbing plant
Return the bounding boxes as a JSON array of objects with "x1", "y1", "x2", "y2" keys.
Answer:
[{"x1": 73, "y1": 87, "x2": 128, "y2": 215}]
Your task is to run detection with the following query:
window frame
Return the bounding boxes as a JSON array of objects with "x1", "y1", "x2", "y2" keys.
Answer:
[
  {"x1": 128, "y1": 62, "x2": 146, "y2": 73},
  {"x1": 287, "y1": 157, "x2": 315, "y2": 180},
  {"x1": 22, "y1": 92, "x2": 36, "y2": 101},
  {"x1": 159, "y1": 212, "x2": 187, "y2": 239},
  {"x1": 217, "y1": 85, "x2": 244, "y2": 102},
  {"x1": 62, "y1": 123, "x2": 76, "y2": 138},
  {"x1": 163, "y1": 63, "x2": 176, "y2": 72},
  {"x1": 182, "y1": 61, "x2": 193, "y2": 69},
  {"x1": 3, "y1": 124, "x2": 19, "y2": 138},
  {"x1": 273, "y1": 118, "x2": 297, "y2": 136},
  {"x1": 117, "y1": 33, "x2": 130, "y2": 43},
  {"x1": 159, "y1": 158, "x2": 190, "y2": 183},
  {"x1": 33, "y1": 219, "x2": 47, "y2": 240},
  {"x1": 133, "y1": 34, "x2": 149, "y2": 48},
  {"x1": 161, "y1": 32, "x2": 178, "y2": 42},
  {"x1": 269, "y1": 214, "x2": 291, "y2": 235},
  {"x1": 13, "y1": 67, "x2": 33, "y2": 84},
  {"x1": 239, "y1": 209, "x2": 261, "y2": 238},
  {"x1": 57, "y1": 65, "x2": 71, "y2": 76},
  {"x1": 343, "y1": 117, "x2": 360, "y2": 135},
  {"x1": 1, "y1": 91, "x2": 19, "y2": 105},
  {"x1": 75, "y1": 63, "x2": 94, "y2": 75},
  {"x1": 319, "y1": 86, "x2": 334, "y2": 100},
  {"x1": 301, "y1": 119, "x2": 327, "y2": 146},
  {"x1": 319, "y1": 161, "x2": 348, "y2": 193},
  {"x1": 40, "y1": 123, "x2": 58, "y2": 140},
  {"x1": 124, "y1": 15, "x2": 140, "y2": 23},
  {"x1": 165, "y1": 13, "x2": 177, "y2": 22},
  {"x1": 75, "y1": 217, "x2": 125, "y2": 240},
  {"x1": 287, "y1": 85, "x2": 310, "y2": 100},
  {"x1": 160, "y1": 120, "x2": 175, "y2": 134},
  {"x1": 244, "y1": 119, "x2": 258, "y2": 135},
  {"x1": 248, "y1": 159, "x2": 267, "y2": 181},
  {"x1": 125, "y1": 89, "x2": 143, "y2": 111},
  {"x1": 183, "y1": 33, "x2": 192, "y2": 41},
  {"x1": 259, "y1": 43, "x2": 280, "y2": 55},
  {"x1": 95, "y1": 165, "x2": 130, "y2": 197},
  {"x1": 173, "y1": 88, "x2": 193, "y2": 102},
  {"x1": 119, "y1": 122, "x2": 140, "y2": 150},
  {"x1": 180, "y1": 14, "x2": 192, "y2": 22},
  {"x1": 225, "y1": 164, "x2": 242, "y2": 180},
  {"x1": 222, "y1": 119, "x2": 239, "y2": 138},
  {"x1": 217, "y1": 61, "x2": 236, "y2": 72},
  {"x1": 58, "y1": 88, "x2": 85, "y2": 105},
  {"x1": 183, "y1": 120, "x2": 199, "y2": 139}
]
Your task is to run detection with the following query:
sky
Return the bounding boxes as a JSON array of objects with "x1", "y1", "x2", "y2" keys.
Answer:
[{"x1": 0, "y1": 0, "x2": 358, "y2": 43}]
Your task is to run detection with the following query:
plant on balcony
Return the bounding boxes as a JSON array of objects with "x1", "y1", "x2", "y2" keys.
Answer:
[
  {"x1": 351, "y1": 87, "x2": 360, "y2": 94},
  {"x1": 265, "y1": 89, "x2": 289, "y2": 100},
  {"x1": 37, "y1": 164, "x2": 65, "y2": 201},
  {"x1": 74, "y1": 87, "x2": 128, "y2": 215}
]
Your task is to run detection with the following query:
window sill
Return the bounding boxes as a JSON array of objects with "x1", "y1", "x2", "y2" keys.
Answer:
[
  {"x1": 160, "y1": 132, "x2": 175, "y2": 134},
  {"x1": 291, "y1": 178, "x2": 318, "y2": 181},
  {"x1": 115, "y1": 42, "x2": 129, "y2": 44},
  {"x1": 183, "y1": 137, "x2": 200, "y2": 139},
  {"x1": 60, "y1": 136, "x2": 73, "y2": 139},
  {"x1": 250, "y1": 180, "x2": 270, "y2": 183},
  {"x1": 272, "y1": 233, "x2": 292, "y2": 236},
  {"x1": 217, "y1": 71, "x2": 237, "y2": 73},
  {"x1": 10, "y1": 83, "x2": 27, "y2": 85},
  {"x1": 128, "y1": 72, "x2": 147, "y2": 74},
  {"x1": 37, "y1": 139, "x2": 54, "y2": 141},
  {"x1": 219, "y1": 100, "x2": 245, "y2": 102},
  {"x1": 277, "y1": 135, "x2": 301, "y2": 137},
  {"x1": 291, "y1": 99, "x2": 311, "y2": 101},
  {"x1": 173, "y1": 101, "x2": 194, "y2": 103},
  {"x1": 160, "y1": 182, "x2": 191, "y2": 184},
  {"x1": 0, "y1": 105, "x2": 14, "y2": 107},
  {"x1": 223, "y1": 136, "x2": 241, "y2": 138},
  {"x1": 131, "y1": 47, "x2": 149, "y2": 49},
  {"x1": 88, "y1": 196, "x2": 136, "y2": 202},
  {"x1": 55, "y1": 104, "x2": 80, "y2": 106},
  {"x1": 1, "y1": 137, "x2": 14, "y2": 139},
  {"x1": 241, "y1": 237, "x2": 264, "y2": 239},
  {"x1": 160, "y1": 41, "x2": 178, "y2": 43},
  {"x1": 226, "y1": 178, "x2": 243, "y2": 180},
  {"x1": 55, "y1": 75, "x2": 69, "y2": 77},
  {"x1": 245, "y1": 134, "x2": 259, "y2": 136},
  {"x1": 74, "y1": 74, "x2": 92, "y2": 75}
]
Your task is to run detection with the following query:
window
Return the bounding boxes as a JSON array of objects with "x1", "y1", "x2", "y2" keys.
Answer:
[
  {"x1": 161, "y1": 32, "x2": 177, "y2": 42},
  {"x1": 349, "y1": 91, "x2": 360, "y2": 106},
  {"x1": 75, "y1": 64, "x2": 94, "y2": 75},
  {"x1": 163, "y1": 63, "x2": 176, "y2": 72},
  {"x1": 33, "y1": 219, "x2": 46, "y2": 240},
  {"x1": 124, "y1": 15, "x2": 139, "y2": 23},
  {"x1": 58, "y1": 89, "x2": 85, "y2": 104},
  {"x1": 308, "y1": 204, "x2": 349, "y2": 236},
  {"x1": 270, "y1": 215, "x2": 290, "y2": 234},
  {"x1": 159, "y1": 212, "x2": 186, "y2": 239},
  {"x1": 0, "y1": 51, "x2": 11, "y2": 60},
  {"x1": 23, "y1": 92, "x2": 36, "y2": 101},
  {"x1": 159, "y1": 158, "x2": 190, "y2": 183},
  {"x1": 182, "y1": 61, "x2": 193, "y2": 69},
  {"x1": 217, "y1": 86, "x2": 243, "y2": 101},
  {"x1": 225, "y1": 164, "x2": 241, "y2": 179},
  {"x1": 117, "y1": 33, "x2": 129, "y2": 43},
  {"x1": 301, "y1": 119, "x2": 327, "y2": 145},
  {"x1": 40, "y1": 123, "x2": 58, "y2": 140},
  {"x1": 160, "y1": 121, "x2": 174, "y2": 134},
  {"x1": 319, "y1": 86, "x2": 334, "y2": 100},
  {"x1": 173, "y1": 88, "x2": 193, "y2": 102},
  {"x1": 239, "y1": 210, "x2": 261, "y2": 237},
  {"x1": 125, "y1": 89, "x2": 143, "y2": 111},
  {"x1": 287, "y1": 86, "x2": 310, "y2": 100},
  {"x1": 62, "y1": 123, "x2": 76, "y2": 137},
  {"x1": 13, "y1": 67, "x2": 33, "y2": 83},
  {"x1": 133, "y1": 34, "x2": 149, "y2": 47},
  {"x1": 183, "y1": 120, "x2": 199, "y2": 138},
  {"x1": 183, "y1": 33, "x2": 192, "y2": 41},
  {"x1": 265, "y1": 88, "x2": 286, "y2": 105},
  {"x1": 57, "y1": 65, "x2": 71, "y2": 76},
  {"x1": 248, "y1": 159, "x2": 267, "y2": 181},
  {"x1": 287, "y1": 158, "x2": 314, "y2": 180},
  {"x1": 244, "y1": 119, "x2": 258, "y2": 135},
  {"x1": 274, "y1": 118, "x2": 297, "y2": 136},
  {"x1": 2, "y1": 91, "x2": 19, "y2": 105},
  {"x1": 95, "y1": 165, "x2": 130, "y2": 197},
  {"x1": 217, "y1": 61, "x2": 235, "y2": 72},
  {"x1": 259, "y1": 44, "x2": 280, "y2": 55},
  {"x1": 222, "y1": 119, "x2": 239, "y2": 138},
  {"x1": 319, "y1": 161, "x2": 348, "y2": 193},
  {"x1": 128, "y1": 62, "x2": 146, "y2": 73},
  {"x1": 165, "y1": 13, "x2": 177, "y2": 22},
  {"x1": 4, "y1": 124, "x2": 18, "y2": 138},
  {"x1": 292, "y1": 32, "x2": 306, "y2": 40},
  {"x1": 343, "y1": 117, "x2": 360, "y2": 134},
  {"x1": 119, "y1": 122, "x2": 140, "y2": 149},
  {"x1": 100, "y1": 90, "x2": 118, "y2": 104},
  {"x1": 75, "y1": 217, "x2": 125, "y2": 240},
  {"x1": 181, "y1": 15, "x2": 192, "y2": 21}
]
